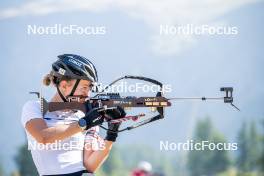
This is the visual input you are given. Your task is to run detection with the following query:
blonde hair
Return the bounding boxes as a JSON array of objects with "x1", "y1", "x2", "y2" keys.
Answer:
[
  {"x1": 42, "y1": 73, "x2": 54, "y2": 86},
  {"x1": 42, "y1": 72, "x2": 73, "y2": 86}
]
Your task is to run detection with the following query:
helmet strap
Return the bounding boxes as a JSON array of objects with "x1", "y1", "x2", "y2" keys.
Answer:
[
  {"x1": 56, "y1": 86, "x2": 67, "y2": 102},
  {"x1": 56, "y1": 79, "x2": 80, "y2": 102},
  {"x1": 69, "y1": 79, "x2": 80, "y2": 97}
]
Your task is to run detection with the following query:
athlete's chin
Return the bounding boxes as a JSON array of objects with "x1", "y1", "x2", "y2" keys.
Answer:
[
  {"x1": 79, "y1": 99, "x2": 86, "y2": 103},
  {"x1": 73, "y1": 94, "x2": 89, "y2": 103},
  {"x1": 81, "y1": 95, "x2": 89, "y2": 103}
]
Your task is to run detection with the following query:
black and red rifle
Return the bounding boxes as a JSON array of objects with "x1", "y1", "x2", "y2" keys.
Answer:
[{"x1": 30, "y1": 75, "x2": 239, "y2": 132}]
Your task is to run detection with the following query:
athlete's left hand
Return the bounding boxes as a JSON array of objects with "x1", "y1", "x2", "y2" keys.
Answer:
[{"x1": 104, "y1": 106, "x2": 126, "y2": 142}]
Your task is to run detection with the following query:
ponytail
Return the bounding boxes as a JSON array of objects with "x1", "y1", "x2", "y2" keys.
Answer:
[
  {"x1": 43, "y1": 72, "x2": 72, "y2": 86},
  {"x1": 43, "y1": 73, "x2": 52, "y2": 86}
]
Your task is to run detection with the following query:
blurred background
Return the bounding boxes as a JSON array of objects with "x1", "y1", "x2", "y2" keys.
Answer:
[{"x1": 0, "y1": 0, "x2": 263, "y2": 176}]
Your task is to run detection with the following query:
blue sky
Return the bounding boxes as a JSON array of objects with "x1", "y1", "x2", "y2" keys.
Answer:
[{"x1": 0, "y1": 0, "x2": 263, "y2": 173}]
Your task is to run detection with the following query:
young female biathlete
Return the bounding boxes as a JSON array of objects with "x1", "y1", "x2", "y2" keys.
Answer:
[{"x1": 21, "y1": 54, "x2": 125, "y2": 176}]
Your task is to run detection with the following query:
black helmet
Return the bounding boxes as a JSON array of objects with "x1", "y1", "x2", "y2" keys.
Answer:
[
  {"x1": 51, "y1": 54, "x2": 98, "y2": 102},
  {"x1": 52, "y1": 54, "x2": 98, "y2": 83}
]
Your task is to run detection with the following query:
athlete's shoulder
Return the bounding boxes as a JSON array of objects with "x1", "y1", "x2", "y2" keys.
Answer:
[
  {"x1": 21, "y1": 100, "x2": 42, "y2": 127},
  {"x1": 22, "y1": 100, "x2": 40, "y2": 109}
]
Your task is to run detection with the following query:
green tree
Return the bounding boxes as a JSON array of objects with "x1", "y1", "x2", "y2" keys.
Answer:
[
  {"x1": 14, "y1": 143, "x2": 38, "y2": 176},
  {"x1": 187, "y1": 117, "x2": 231, "y2": 176},
  {"x1": 100, "y1": 146, "x2": 126, "y2": 176},
  {"x1": 257, "y1": 120, "x2": 264, "y2": 172},
  {"x1": 236, "y1": 122, "x2": 250, "y2": 172},
  {"x1": 0, "y1": 162, "x2": 4, "y2": 176},
  {"x1": 248, "y1": 122, "x2": 259, "y2": 171},
  {"x1": 236, "y1": 121, "x2": 261, "y2": 173}
]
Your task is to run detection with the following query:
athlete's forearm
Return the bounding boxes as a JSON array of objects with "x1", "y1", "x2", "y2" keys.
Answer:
[
  {"x1": 39, "y1": 122, "x2": 82, "y2": 144},
  {"x1": 84, "y1": 140, "x2": 113, "y2": 173}
]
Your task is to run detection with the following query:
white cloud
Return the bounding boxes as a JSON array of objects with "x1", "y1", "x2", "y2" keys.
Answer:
[
  {"x1": 0, "y1": 0, "x2": 113, "y2": 18},
  {"x1": 0, "y1": 0, "x2": 260, "y2": 55}
]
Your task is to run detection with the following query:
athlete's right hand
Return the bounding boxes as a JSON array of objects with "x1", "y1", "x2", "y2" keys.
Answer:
[{"x1": 79, "y1": 107, "x2": 105, "y2": 130}]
